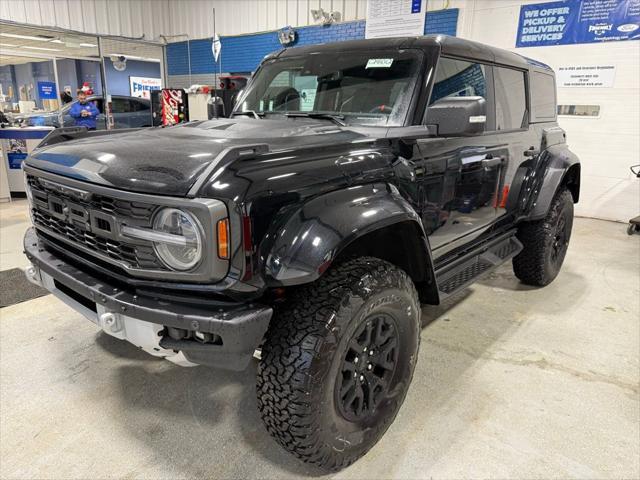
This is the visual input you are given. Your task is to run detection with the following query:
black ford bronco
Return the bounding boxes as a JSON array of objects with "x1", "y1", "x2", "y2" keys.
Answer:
[{"x1": 23, "y1": 35, "x2": 580, "y2": 470}]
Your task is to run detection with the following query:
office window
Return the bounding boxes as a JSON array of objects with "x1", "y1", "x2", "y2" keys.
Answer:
[{"x1": 557, "y1": 105, "x2": 600, "y2": 117}]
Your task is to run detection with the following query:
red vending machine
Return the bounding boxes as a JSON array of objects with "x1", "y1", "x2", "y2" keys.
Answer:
[{"x1": 160, "y1": 88, "x2": 189, "y2": 126}]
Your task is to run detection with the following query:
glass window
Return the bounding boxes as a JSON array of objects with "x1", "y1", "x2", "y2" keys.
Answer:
[
  {"x1": 132, "y1": 99, "x2": 150, "y2": 111},
  {"x1": 0, "y1": 57, "x2": 60, "y2": 126},
  {"x1": 112, "y1": 97, "x2": 132, "y2": 113},
  {"x1": 236, "y1": 49, "x2": 424, "y2": 126},
  {"x1": 494, "y1": 67, "x2": 527, "y2": 130},
  {"x1": 531, "y1": 72, "x2": 556, "y2": 121},
  {"x1": 429, "y1": 58, "x2": 487, "y2": 105},
  {"x1": 557, "y1": 104, "x2": 600, "y2": 117}
]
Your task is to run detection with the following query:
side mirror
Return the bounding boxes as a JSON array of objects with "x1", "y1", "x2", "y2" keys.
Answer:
[
  {"x1": 426, "y1": 96, "x2": 486, "y2": 136},
  {"x1": 208, "y1": 96, "x2": 226, "y2": 119}
]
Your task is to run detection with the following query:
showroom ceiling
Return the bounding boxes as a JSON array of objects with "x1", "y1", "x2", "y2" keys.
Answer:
[
  {"x1": 0, "y1": 22, "x2": 99, "y2": 60},
  {"x1": 0, "y1": 22, "x2": 163, "y2": 65}
]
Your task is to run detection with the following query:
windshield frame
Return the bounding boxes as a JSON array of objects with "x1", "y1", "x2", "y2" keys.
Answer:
[{"x1": 233, "y1": 48, "x2": 426, "y2": 128}]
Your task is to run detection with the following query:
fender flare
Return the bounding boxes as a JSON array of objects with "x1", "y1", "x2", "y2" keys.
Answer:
[
  {"x1": 528, "y1": 144, "x2": 580, "y2": 220},
  {"x1": 261, "y1": 183, "x2": 434, "y2": 287},
  {"x1": 507, "y1": 144, "x2": 580, "y2": 221}
]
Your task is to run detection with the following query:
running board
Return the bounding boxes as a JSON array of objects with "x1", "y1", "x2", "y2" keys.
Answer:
[{"x1": 434, "y1": 232, "x2": 523, "y2": 300}]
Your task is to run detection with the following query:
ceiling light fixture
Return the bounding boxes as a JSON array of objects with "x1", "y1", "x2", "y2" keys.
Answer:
[
  {"x1": 0, "y1": 32, "x2": 51, "y2": 41},
  {"x1": 310, "y1": 7, "x2": 341, "y2": 25},
  {"x1": 79, "y1": 43, "x2": 97, "y2": 48},
  {"x1": 23, "y1": 46, "x2": 61, "y2": 52},
  {"x1": 111, "y1": 53, "x2": 160, "y2": 62}
]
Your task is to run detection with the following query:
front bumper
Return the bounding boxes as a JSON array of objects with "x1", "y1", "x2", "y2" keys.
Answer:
[{"x1": 24, "y1": 227, "x2": 272, "y2": 370}]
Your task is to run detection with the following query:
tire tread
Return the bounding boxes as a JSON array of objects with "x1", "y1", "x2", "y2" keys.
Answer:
[{"x1": 256, "y1": 257, "x2": 419, "y2": 471}]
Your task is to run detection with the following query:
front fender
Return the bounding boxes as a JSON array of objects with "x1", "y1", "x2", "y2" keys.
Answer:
[{"x1": 262, "y1": 183, "x2": 424, "y2": 286}]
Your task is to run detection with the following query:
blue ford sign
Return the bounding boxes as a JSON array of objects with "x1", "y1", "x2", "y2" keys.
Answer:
[
  {"x1": 37, "y1": 81, "x2": 57, "y2": 100},
  {"x1": 516, "y1": 0, "x2": 640, "y2": 47}
]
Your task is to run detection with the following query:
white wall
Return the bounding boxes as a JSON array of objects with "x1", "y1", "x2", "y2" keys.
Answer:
[{"x1": 157, "y1": 0, "x2": 461, "y2": 37}]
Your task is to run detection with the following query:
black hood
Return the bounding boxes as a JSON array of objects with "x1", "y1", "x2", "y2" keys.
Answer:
[{"x1": 26, "y1": 117, "x2": 375, "y2": 196}]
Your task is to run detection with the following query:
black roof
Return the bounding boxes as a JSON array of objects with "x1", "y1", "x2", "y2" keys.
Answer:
[{"x1": 274, "y1": 34, "x2": 553, "y2": 72}]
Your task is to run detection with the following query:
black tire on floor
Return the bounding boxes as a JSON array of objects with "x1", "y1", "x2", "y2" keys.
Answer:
[
  {"x1": 256, "y1": 257, "x2": 421, "y2": 471},
  {"x1": 513, "y1": 188, "x2": 574, "y2": 286}
]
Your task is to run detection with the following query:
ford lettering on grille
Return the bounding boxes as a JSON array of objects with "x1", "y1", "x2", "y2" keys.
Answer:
[{"x1": 27, "y1": 174, "x2": 162, "y2": 271}]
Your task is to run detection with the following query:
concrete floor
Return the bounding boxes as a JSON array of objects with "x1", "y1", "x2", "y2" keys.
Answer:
[{"x1": 1, "y1": 199, "x2": 638, "y2": 479}]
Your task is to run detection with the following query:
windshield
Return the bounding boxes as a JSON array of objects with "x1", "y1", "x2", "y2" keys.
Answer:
[{"x1": 235, "y1": 49, "x2": 423, "y2": 126}]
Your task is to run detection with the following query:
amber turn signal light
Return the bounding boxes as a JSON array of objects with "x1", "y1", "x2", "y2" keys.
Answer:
[{"x1": 217, "y1": 218, "x2": 230, "y2": 259}]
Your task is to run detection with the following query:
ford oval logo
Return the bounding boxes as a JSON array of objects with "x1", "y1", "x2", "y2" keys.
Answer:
[{"x1": 617, "y1": 23, "x2": 639, "y2": 33}]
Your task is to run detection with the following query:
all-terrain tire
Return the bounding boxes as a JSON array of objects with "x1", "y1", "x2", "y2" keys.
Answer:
[
  {"x1": 513, "y1": 188, "x2": 574, "y2": 286},
  {"x1": 256, "y1": 257, "x2": 421, "y2": 471}
]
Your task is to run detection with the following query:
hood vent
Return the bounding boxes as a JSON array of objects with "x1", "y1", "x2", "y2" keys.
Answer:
[{"x1": 208, "y1": 123, "x2": 236, "y2": 130}]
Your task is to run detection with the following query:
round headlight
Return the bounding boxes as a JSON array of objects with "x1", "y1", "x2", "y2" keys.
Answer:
[{"x1": 152, "y1": 208, "x2": 203, "y2": 271}]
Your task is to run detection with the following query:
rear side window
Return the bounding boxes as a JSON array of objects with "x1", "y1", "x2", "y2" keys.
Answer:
[
  {"x1": 494, "y1": 67, "x2": 527, "y2": 130},
  {"x1": 133, "y1": 100, "x2": 150, "y2": 111},
  {"x1": 429, "y1": 58, "x2": 487, "y2": 104},
  {"x1": 531, "y1": 72, "x2": 556, "y2": 121},
  {"x1": 112, "y1": 98, "x2": 131, "y2": 113}
]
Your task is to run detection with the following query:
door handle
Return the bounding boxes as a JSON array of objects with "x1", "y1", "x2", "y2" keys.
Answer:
[{"x1": 482, "y1": 156, "x2": 504, "y2": 169}]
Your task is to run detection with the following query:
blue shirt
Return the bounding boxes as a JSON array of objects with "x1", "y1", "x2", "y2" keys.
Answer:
[{"x1": 69, "y1": 101, "x2": 100, "y2": 129}]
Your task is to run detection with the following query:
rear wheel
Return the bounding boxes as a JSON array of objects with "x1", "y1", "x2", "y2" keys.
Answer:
[
  {"x1": 256, "y1": 257, "x2": 421, "y2": 471},
  {"x1": 513, "y1": 188, "x2": 574, "y2": 286}
]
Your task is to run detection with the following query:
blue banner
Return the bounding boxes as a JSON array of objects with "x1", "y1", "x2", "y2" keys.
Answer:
[
  {"x1": 8, "y1": 152, "x2": 27, "y2": 169},
  {"x1": 37, "y1": 81, "x2": 57, "y2": 100},
  {"x1": 516, "y1": 0, "x2": 640, "y2": 47}
]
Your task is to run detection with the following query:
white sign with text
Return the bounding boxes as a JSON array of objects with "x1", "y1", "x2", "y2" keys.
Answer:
[
  {"x1": 365, "y1": 0, "x2": 426, "y2": 39},
  {"x1": 129, "y1": 76, "x2": 162, "y2": 99},
  {"x1": 557, "y1": 65, "x2": 616, "y2": 88}
]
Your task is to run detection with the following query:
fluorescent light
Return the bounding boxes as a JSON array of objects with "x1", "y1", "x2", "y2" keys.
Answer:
[
  {"x1": 0, "y1": 32, "x2": 50, "y2": 41},
  {"x1": 50, "y1": 39, "x2": 64, "y2": 44},
  {"x1": 111, "y1": 53, "x2": 160, "y2": 62},
  {"x1": 0, "y1": 43, "x2": 18, "y2": 48},
  {"x1": 79, "y1": 43, "x2": 97, "y2": 48},
  {"x1": 23, "y1": 46, "x2": 60, "y2": 52}
]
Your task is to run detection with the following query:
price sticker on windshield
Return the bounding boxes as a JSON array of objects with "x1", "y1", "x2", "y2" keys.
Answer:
[{"x1": 366, "y1": 58, "x2": 394, "y2": 69}]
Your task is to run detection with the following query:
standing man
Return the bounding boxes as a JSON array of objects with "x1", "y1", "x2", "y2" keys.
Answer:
[{"x1": 69, "y1": 90, "x2": 99, "y2": 130}]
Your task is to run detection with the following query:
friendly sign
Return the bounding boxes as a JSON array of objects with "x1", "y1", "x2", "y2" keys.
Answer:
[
  {"x1": 129, "y1": 76, "x2": 161, "y2": 99},
  {"x1": 516, "y1": 0, "x2": 640, "y2": 47}
]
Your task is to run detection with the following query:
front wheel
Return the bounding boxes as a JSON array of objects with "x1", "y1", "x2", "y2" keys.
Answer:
[
  {"x1": 256, "y1": 257, "x2": 421, "y2": 471},
  {"x1": 513, "y1": 188, "x2": 574, "y2": 286}
]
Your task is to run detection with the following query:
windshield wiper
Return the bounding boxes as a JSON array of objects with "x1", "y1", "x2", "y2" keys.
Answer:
[
  {"x1": 284, "y1": 112, "x2": 346, "y2": 126},
  {"x1": 231, "y1": 110, "x2": 263, "y2": 119}
]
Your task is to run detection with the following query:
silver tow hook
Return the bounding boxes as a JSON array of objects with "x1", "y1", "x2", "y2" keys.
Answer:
[
  {"x1": 99, "y1": 312, "x2": 122, "y2": 334},
  {"x1": 24, "y1": 265, "x2": 42, "y2": 286}
]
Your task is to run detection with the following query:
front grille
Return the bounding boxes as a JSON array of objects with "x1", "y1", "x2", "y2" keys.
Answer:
[{"x1": 27, "y1": 174, "x2": 163, "y2": 270}]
